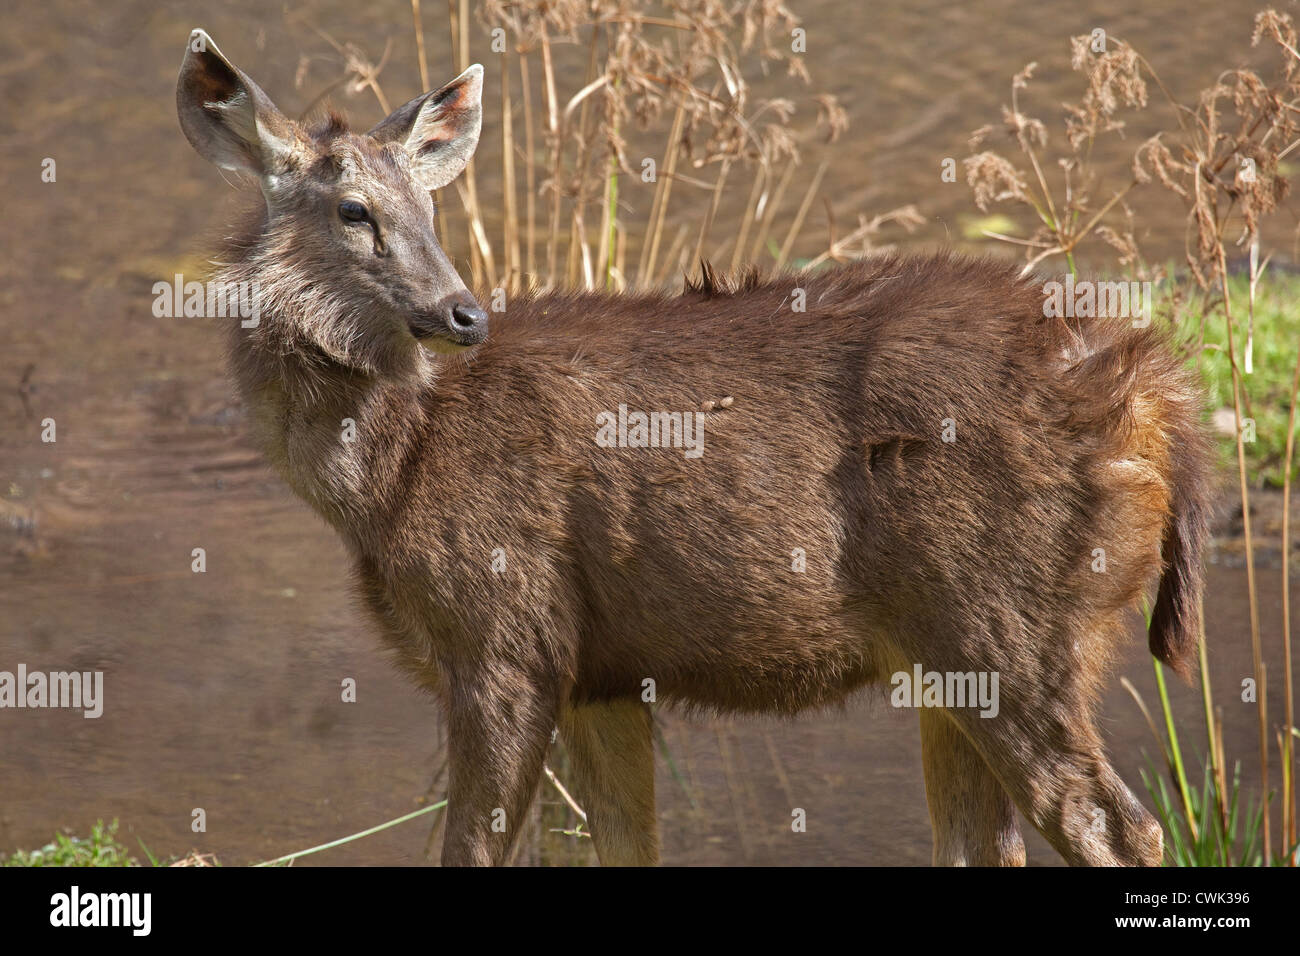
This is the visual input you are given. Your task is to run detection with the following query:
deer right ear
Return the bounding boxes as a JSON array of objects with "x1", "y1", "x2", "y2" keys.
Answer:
[
  {"x1": 176, "y1": 29, "x2": 300, "y2": 177},
  {"x1": 368, "y1": 65, "x2": 483, "y2": 192}
]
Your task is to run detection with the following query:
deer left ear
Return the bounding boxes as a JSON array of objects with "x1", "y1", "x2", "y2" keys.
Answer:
[
  {"x1": 177, "y1": 28, "x2": 301, "y2": 178},
  {"x1": 369, "y1": 64, "x2": 483, "y2": 192}
]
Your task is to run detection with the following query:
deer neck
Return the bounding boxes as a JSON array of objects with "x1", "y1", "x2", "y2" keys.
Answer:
[{"x1": 225, "y1": 316, "x2": 432, "y2": 540}]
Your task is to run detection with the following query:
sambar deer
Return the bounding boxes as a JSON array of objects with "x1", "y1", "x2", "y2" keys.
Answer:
[{"x1": 177, "y1": 29, "x2": 1211, "y2": 866}]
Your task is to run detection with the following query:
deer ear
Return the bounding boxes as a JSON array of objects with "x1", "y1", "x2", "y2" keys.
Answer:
[
  {"x1": 368, "y1": 64, "x2": 483, "y2": 191},
  {"x1": 177, "y1": 28, "x2": 300, "y2": 177}
]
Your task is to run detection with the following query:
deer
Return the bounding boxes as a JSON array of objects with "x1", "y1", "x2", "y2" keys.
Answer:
[{"x1": 176, "y1": 28, "x2": 1212, "y2": 867}]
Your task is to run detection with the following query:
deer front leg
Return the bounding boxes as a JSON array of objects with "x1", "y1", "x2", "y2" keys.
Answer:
[
  {"x1": 919, "y1": 708, "x2": 1025, "y2": 866},
  {"x1": 440, "y1": 664, "x2": 560, "y2": 866},
  {"x1": 558, "y1": 698, "x2": 659, "y2": 866}
]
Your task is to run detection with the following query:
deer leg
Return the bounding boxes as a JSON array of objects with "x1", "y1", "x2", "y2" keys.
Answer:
[
  {"x1": 919, "y1": 708, "x2": 1025, "y2": 866},
  {"x1": 951, "y1": 695, "x2": 1163, "y2": 867},
  {"x1": 440, "y1": 667, "x2": 559, "y2": 867},
  {"x1": 557, "y1": 698, "x2": 659, "y2": 866}
]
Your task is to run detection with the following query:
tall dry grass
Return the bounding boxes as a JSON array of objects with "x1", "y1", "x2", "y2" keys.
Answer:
[{"x1": 294, "y1": 0, "x2": 921, "y2": 299}]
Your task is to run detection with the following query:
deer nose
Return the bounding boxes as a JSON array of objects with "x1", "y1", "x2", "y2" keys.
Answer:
[{"x1": 449, "y1": 301, "x2": 488, "y2": 343}]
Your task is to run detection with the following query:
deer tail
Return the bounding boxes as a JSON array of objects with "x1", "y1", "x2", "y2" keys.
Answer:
[{"x1": 1147, "y1": 383, "x2": 1212, "y2": 680}]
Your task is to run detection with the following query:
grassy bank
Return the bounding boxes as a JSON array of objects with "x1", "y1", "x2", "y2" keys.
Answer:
[{"x1": 1189, "y1": 272, "x2": 1300, "y2": 489}]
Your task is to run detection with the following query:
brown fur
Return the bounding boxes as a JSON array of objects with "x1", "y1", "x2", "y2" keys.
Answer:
[{"x1": 177, "y1": 32, "x2": 1212, "y2": 867}]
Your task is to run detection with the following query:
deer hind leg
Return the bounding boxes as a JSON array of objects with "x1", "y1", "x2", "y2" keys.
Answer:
[
  {"x1": 919, "y1": 708, "x2": 1025, "y2": 866},
  {"x1": 951, "y1": 689, "x2": 1163, "y2": 867},
  {"x1": 557, "y1": 698, "x2": 659, "y2": 866}
]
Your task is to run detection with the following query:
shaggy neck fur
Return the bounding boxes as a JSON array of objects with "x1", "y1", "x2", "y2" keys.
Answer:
[{"x1": 215, "y1": 218, "x2": 436, "y2": 543}]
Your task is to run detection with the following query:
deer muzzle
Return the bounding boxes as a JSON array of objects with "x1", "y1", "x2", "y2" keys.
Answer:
[{"x1": 409, "y1": 298, "x2": 488, "y2": 351}]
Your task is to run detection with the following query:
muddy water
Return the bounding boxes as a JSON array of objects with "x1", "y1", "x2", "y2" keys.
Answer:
[{"x1": 2, "y1": 0, "x2": 1297, "y2": 865}]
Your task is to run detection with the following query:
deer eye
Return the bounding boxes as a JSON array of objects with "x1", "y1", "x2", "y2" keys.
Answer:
[{"x1": 339, "y1": 199, "x2": 371, "y2": 223}]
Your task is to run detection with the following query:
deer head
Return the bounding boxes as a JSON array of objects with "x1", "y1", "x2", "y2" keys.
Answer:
[{"x1": 177, "y1": 28, "x2": 487, "y2": 374}]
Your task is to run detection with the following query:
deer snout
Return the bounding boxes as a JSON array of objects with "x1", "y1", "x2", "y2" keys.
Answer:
[
  {"x1": 449, "y1": 302, "x2": 488, "y2": 342},
  {"x1": 409, "y1": 296, "x2": 489, "y2": 351}
]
